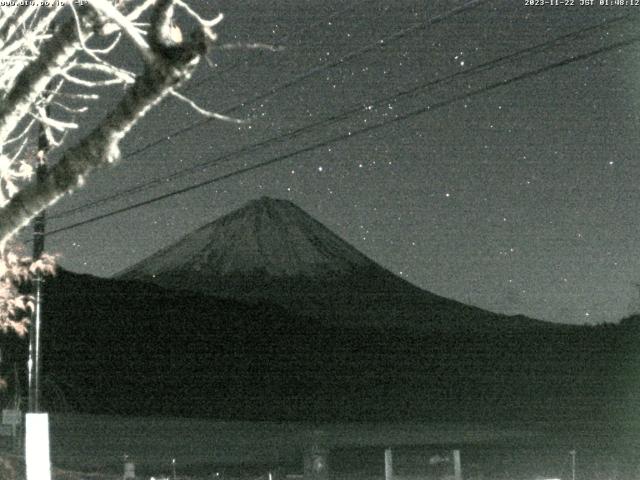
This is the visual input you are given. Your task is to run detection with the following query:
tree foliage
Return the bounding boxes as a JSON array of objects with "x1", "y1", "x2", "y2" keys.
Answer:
[{"x1": 0, "y1": 0, "x2": 225, "y2": 333}]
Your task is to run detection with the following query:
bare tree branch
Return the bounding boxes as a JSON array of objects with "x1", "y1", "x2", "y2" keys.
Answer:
[
  {"x1": 0, "y1": 0, "x2": 228, "y2": 332},
  {"x1": 0, "y1": 14, "x2": 86, "y2": 145},
  {"x1": 0, "y1": 0, "x2": 210, "y2": 243}
]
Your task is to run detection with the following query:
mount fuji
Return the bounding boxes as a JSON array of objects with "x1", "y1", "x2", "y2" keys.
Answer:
[
  {"x1": 119, "y1": 197, "x2": 548, "y2": 331},
  {"x1": 3, "y1": 197, "x2": 630, "y2": 423}
]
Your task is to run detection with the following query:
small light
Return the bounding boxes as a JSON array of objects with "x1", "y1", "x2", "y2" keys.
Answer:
[{"x1": 169, "y1": 24, "x2": 183, "y2": 44}]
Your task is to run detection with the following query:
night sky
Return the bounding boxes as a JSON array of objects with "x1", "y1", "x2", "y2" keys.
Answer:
[{"x1": 32, "y1": 0, "x2": 640, "y2": 325}]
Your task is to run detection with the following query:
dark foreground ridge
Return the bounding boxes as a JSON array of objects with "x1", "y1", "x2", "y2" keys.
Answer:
[{"x1": 1, "y1": 268, "x2": 639, "y2": 430}]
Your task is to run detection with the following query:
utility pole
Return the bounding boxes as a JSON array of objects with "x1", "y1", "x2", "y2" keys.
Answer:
[
  {"x1": 27, "y1": 116, "x2": 48, "y2": 413},
  {"x1": 570, "y1": 450, "x2": 576, "y2": 480},
  {"x1": 25, "y1": 110, "x2": 52, "y2": 480}
]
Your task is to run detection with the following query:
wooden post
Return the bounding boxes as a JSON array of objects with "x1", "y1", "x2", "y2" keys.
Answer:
[
  {"x1": 453, "y1": 449, "x2": 462, "y2": 480},
  {"x1": 385, "y1": 448, "x2": 393, "y2": 480}
]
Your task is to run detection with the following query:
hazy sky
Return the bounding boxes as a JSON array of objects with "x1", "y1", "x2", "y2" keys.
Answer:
[{"x1": 32, "y1": 0, "x2": 640, "y2": 325}]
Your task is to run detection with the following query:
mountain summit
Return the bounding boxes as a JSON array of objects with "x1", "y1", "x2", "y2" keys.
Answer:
[
  {"x1": 120, "y1": 196, "x2": 547, "y2": 330},
  {"x1": 121, "y1": 197, "x2": 371, "y2": 279}
]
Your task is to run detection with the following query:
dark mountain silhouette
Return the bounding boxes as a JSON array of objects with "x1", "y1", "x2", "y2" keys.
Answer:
[
  {"x1": 119, "y1": 197, "x2": 551, "y2": 331},
  {"x1": 0, "y1": 197, "x2": 637, "y2": 429}
]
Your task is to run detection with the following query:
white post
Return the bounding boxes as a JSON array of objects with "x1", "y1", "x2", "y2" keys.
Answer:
[
  {"x1": 570, "y1": 450, "x2": 576, "y2": 480},
  {"x1": 385, "y1": 448, "x2": 393, "y2": 480},
  {"x1": 25, "y1": 413, "x2": 51, "y2": 480},
  {"x1": 453, "y1": 449, "x2": 462, "y2": 480},
  {"x1": 123, "y1": 457, "x2": 135, "y2": 480}
]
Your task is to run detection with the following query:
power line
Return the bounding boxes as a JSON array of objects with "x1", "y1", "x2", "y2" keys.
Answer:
[
  {"x1": 42, "y1": 34, "x2": 640, "y2": 239},
  {"x1": 49, "y1": 0, "x2": 494, "y2": 221},
  {"x1": 49, "y1": 12, "x2": 637, "y2": 222},
  {"x1": 115, "y1": 0, "x2": 493, "y2": 162}
]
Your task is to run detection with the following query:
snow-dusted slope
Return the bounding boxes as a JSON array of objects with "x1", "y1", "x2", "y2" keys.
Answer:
[
  {"x1": 120, "y1": 197, "x2": 371, "y2": 278},
  {"x1": 119, "y1": 197, "x2": 549, "y2": 330}
]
